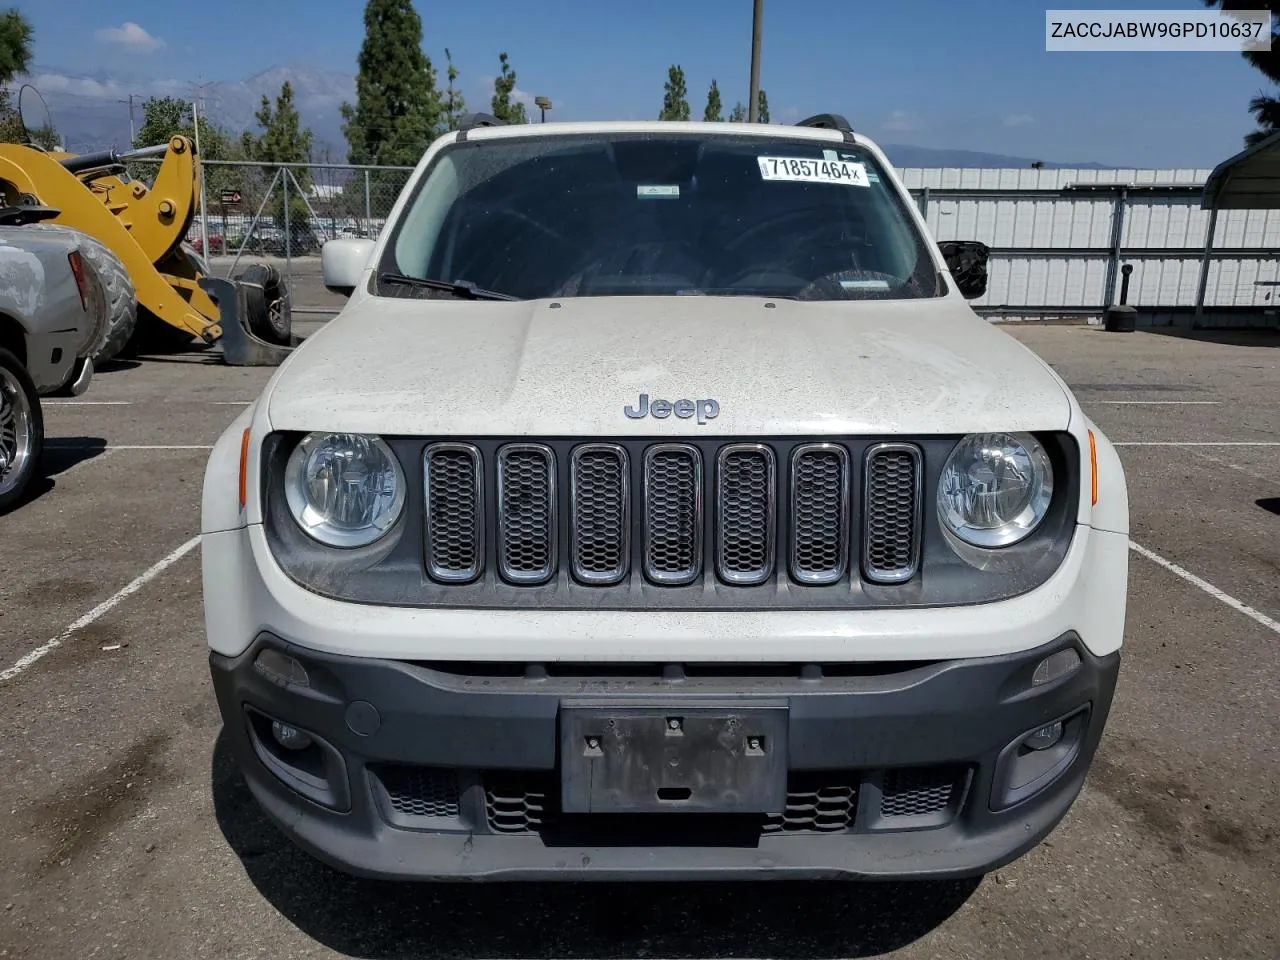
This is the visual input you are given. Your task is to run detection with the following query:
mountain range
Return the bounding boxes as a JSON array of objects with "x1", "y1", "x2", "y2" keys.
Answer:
[{"x1": 17, "y1": 63, "x2": 1112, "y2": 170}]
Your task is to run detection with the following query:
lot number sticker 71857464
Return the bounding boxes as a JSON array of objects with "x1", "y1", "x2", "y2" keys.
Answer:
[{"x1": 757, "y1": 156, "x2": 871, "y2": 186}]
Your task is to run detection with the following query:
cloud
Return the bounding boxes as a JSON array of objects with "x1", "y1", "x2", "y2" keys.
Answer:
[
  {"x1": 29, "y1": 72, "x2": 122, "y2": 98},
  {"x1": 882, "y1": 109, "x2": 919, "y2": 133},
  {"x1": 1003, "y1": 113, "x2": 1034, "y2": 128},
  {"x1": 94, "y1": 23, "x2": 165, "y2": 54},
  {"x1": 779, "y1": 106, "x2": 801, "y2": 122}
]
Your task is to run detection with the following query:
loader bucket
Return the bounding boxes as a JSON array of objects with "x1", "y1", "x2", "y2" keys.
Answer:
[{"x1": 200, "y1": 274, "x2": 300, "y2": 366}]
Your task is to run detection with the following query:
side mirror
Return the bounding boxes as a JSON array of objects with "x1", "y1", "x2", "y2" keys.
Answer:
[
  {"x1": 938, "y1": 240, "x2": 989, "y2": 299},
  {"x1": 321, "y1": 237, "x2": 376, "y2": 296}
]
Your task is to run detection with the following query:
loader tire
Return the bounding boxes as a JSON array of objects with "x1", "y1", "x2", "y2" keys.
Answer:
[
  {"x1": 0, "y1": 347, "x2": 44, "y2": 514},
  {"x1": 238, "y1": 263, "x2": 291, "y2": 345},
  {"x1": 77, "y1": 234, "x2": 137, "y2": 367}
]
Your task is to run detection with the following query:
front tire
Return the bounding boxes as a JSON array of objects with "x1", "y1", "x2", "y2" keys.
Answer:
[{"x1": 0, "y1": 348, "x2": 44, "y2": 513}]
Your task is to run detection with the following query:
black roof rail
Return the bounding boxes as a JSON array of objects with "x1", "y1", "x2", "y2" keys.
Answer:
[
  {"x1": 794, "y1": 113, "x2": 855, "y2": 136},
  {"x1": 456, "y1": 112, "x2": 507, "y2": 141}
]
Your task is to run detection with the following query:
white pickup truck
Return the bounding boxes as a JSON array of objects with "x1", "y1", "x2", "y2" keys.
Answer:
[
  {"x1": 0, "y1": 210, "x2": 113, "y2": 511},
  {"x1": 202, "y1": 115, "x2": 1129, "y2": 882}
]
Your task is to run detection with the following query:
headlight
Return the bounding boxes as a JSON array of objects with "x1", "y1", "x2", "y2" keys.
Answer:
[
  {"x1": 938, "y1": 432, "x2": 1054, "y2": 548},
  {"x1": 284, "y1": 433, "x2": 405, "y2": 548}
]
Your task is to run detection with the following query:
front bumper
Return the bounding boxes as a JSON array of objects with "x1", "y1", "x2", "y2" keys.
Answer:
[{"x1": 210, "y1": 630, "x2": 1120, "y2": 882}]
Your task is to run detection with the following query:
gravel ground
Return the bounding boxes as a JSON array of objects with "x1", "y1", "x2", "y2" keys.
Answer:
[{"x1": 0, "y1": 323, "x2": 1276, "y2": 960}]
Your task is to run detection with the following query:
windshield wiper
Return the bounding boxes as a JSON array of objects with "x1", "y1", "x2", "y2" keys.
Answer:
[{"x1": 378, "y1": 272, "x2": 519, "y2": 301}]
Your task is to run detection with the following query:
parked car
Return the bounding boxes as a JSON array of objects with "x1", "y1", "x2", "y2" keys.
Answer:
[
  {"x1": 202, "y1": 114, "x2": 1130, "y2": 882},
  {"x1": 0, "y1": 211, "x2": 112, "y2": 511}
]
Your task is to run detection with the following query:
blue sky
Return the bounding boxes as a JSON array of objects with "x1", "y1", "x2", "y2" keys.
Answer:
[{"x1": 15, "y1": 0, "x2": 1270, "y2": 167}]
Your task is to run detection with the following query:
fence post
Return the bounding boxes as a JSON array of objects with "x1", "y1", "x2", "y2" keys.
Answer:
[
  {"x1": 1194, "y1": 202, "x2": 1218, "y2": 328},
  {"x1": 1103, "y1": 187, "x2": 1128, "y2": 310},
  {"x1": 282, "y1": 167, "x2": 291, "y2": 274},
  {"x1": 364, "y1": 170, "x2": 372, "y2": 230}
]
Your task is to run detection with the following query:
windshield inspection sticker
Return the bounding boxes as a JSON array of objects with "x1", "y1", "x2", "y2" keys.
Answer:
[
  {"x1": 637, "y1": 184, "x2": 680, "y2": 199},
  {"x1": 757, "y1": 156, "x2": 871, "y2": 187}
]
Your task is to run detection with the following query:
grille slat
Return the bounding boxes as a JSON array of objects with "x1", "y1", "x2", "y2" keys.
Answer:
[
  {"x1": 643, "y1": 444, "x2": 703, "y2": 585},
  {"x1": 716, "y1": 444, "x2": 776, "y2": 585},
  {"x1": 863, "y1": 443, "x2": 922, "y2": 584},
  {"x1": 497, "y1": 444, "x2": 557, "y2": 584},
  {"x1": 570, "y1": 444, "x2": 630, "y2": 585},
  {"x1": 790, "y1": 444, "x2": 851, "y2": 585},
  {"x1": 424, "y1": 443, "x2": 483, "y2": 583}
]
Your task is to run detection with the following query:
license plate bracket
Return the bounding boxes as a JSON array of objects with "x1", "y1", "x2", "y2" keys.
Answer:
[{"x1": 559, "y1": 699, "x2": 788, "y2": 814}]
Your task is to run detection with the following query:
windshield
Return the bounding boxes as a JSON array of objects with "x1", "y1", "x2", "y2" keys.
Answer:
[{"x1": 381, "y1": 132, "x2": 943, "y2": 302}]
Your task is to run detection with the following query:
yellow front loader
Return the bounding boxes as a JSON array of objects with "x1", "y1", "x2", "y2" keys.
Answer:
[{"x1": 0, "y1": 135, "x2": 295, "y2": 366}]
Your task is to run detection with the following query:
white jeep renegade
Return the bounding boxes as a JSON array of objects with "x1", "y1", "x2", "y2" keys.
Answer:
[{"x1": 202, "y1": 114, "x2": 1129, "y2": 881}]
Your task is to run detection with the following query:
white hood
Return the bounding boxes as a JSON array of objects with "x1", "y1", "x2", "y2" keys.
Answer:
[{"x1": 265, "y1": 296, "x2": 1071, "y2": 436}]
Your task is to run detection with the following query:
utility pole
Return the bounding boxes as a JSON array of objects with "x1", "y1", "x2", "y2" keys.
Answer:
[
  {"x1": 748, "y1": 0, "x2": 763, "y2": 122},
  {"x1": 192, "y1": 95, "x2": 210, "y2": 263},
  {"x1": 118, "y1": 94, "x2": 141, "y2": 143}
]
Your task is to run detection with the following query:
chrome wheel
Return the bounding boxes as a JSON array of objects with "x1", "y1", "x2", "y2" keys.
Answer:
[{"x1": 0, "y1": 365, "x2": 33, "y2": 497}]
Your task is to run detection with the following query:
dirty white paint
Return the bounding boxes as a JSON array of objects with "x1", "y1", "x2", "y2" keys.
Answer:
[{"x1": 261, "y1": 296, "x2": 1073, "y2": 437}]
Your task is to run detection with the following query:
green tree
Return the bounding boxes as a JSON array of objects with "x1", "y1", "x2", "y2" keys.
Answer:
[
  {"x1": 129, "y1": 95, "x2": 241, "y2": 192},
  {"x1": 1203, "y1": 2, "x2": 1280, "y2": 145},
  {"x1": 490, "y1": 52, "x2": 528, "y2": 123},
  {"x1": 659, "y1": 65, "x2": 690, "y2": 121},
  {"x1": 756, "y1": 89, "x2": 770, "y2": 123},
  {"x1": 728, "y1": 101, "x2": 748, "y2": 122},
  {"x1": 444, "y1": 47, "x2": 466, "y2": 131},
  {"x1": 341, "y1": 0, "x2": 443, "y2": 167},
  {"x1": 0, "y1": 8, "x2": 32, "y2": 83},
  {"x1": 245, "y1": 82, "x2": 315, "y2": 235},
  {"x1": 0, "y1": 9, "x2": 33, "y2": 144},
  {"x1": 703, "y1": 79, "x2": 723, "y2": 122}
]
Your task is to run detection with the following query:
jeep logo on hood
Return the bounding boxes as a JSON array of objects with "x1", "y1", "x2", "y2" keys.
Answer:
[{"x1": 624, "y1": 394, "x2": 720, "y2": 425}]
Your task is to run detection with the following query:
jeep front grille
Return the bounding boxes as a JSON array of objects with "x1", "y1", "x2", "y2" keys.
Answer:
[
  {"x1": 863, "y1": 443, "x2": 923, "y2": 584},
  {"x1": 643, "y1": 444, "x2": 703, "y2": 585},
  {"x1": 715, "y1": 444, "x2": 776, "y2": 585},
  {"x1": 790, "y1": 443, "x2": 851, "y2": 585},
  {"x1": 423, "y1": 443, "x2": 484, "y2": 583},
  {"x1": 569, "y1": 444, "x2": 630, "y2": 585},
  {"x1": 497, "y1": 444, "x2": 556, "y2": 584},
  {"x1": 421, "y1": 440, "x2": 923, "y2": 589}
]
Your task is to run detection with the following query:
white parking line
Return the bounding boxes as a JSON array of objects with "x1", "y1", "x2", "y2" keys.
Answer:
[
  {"x1": 1092, "y1": 400, "x2": 1220, "y2": 405},
  {"x1": 42, "y1": 400, "x2": 132, "y2": 405},
  {"x1": 1113, "y1": 441, "x2": 1280, "y2": 447},
  {"x1": 0, "y1": 537, "x2": 202, "y2": 684},
  {"x1": 43, "y1": 442, "x2": 214, "y2": 451},
  {"x1": 1129, "y1": 540, "x2": 1280, "y2": 636}
]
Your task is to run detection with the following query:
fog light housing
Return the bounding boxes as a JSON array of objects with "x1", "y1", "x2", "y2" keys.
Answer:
[
  {"x1": 1023, "y1": 720, "x2": 1064, "y2": 751},
  {"x1": 272, "y1": 720, "x2": 313, "y2": 750}
]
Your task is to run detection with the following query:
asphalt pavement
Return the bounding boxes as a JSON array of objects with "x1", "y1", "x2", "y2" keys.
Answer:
[{"x1": 0, "y1": 322, "x2": 1277, "y2": 960}]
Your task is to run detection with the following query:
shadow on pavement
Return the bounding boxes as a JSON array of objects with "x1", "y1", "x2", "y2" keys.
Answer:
[
  {"x1": 8, "y1": 436, "x2": 110, "y2": 509},
  {"x1": 1146, "y1": 327, "x2": 1280, "y2": 348},
  {"x1": 1258, "y1": 498, "x2": 1280, "y2": 517},
  {"x1": 211, "y1": 730, "x2": 979, "y2": 959}
]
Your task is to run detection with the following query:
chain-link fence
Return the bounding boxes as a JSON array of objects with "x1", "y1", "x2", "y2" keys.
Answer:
[{"x1": 182, "y1": 159, "x2": 412, "y2": 267}]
